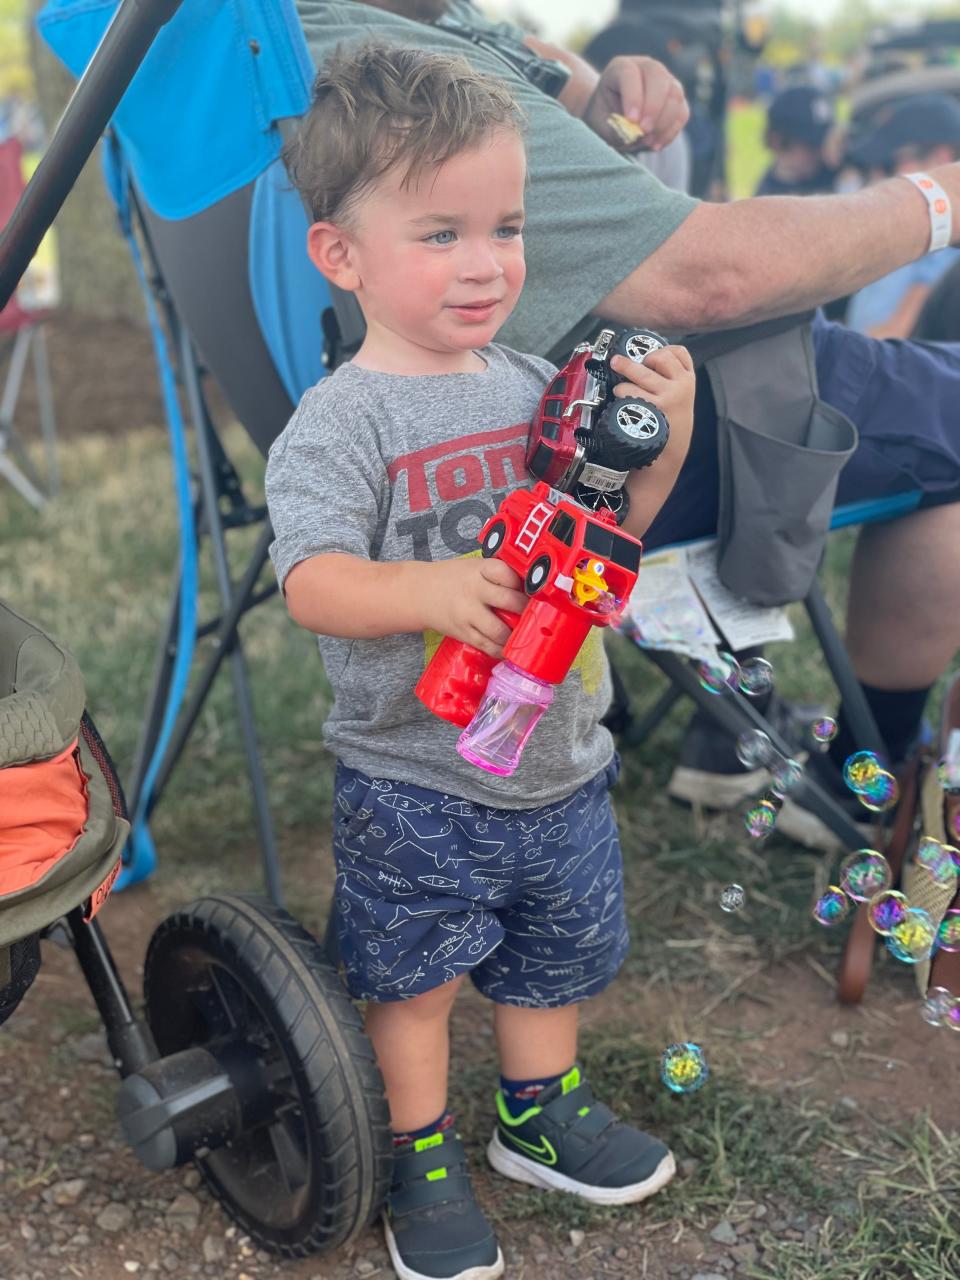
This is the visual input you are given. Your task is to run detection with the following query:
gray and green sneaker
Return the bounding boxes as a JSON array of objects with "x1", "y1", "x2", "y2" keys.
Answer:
[
  {"x1": 486, "y1": 1066, "x2": 675, "y2": 1206},
  {"x1": 384, "y1": 1130, "x2": 504, "y2": 1280}
]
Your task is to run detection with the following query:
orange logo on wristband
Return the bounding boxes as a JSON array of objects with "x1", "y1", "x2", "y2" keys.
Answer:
[{"x1": 935, "y1": 198, "x2": 948, "y2": 214}]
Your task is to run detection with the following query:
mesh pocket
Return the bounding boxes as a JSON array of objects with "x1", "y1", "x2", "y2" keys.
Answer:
[{"x1": 716, "y1": 401, "x2": 857, "y2": 606}]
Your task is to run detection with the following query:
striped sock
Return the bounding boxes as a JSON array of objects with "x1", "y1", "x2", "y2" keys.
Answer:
[
  {"x1": 392, "y1": 1110, "x2": 455, "y2": 1147},
  {"x1": 499, "y1": 1071, "x2": 565, "y2": 1118}
]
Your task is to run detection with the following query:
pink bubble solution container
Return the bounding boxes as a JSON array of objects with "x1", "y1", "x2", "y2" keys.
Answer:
[{"x1": 457, "y1": 661, "x2": 554, "y2": 775}]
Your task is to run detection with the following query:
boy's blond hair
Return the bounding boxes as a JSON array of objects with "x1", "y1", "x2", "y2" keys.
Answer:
[{"x1": 283, "y1": 41, "x2": 526, "y2": 225}]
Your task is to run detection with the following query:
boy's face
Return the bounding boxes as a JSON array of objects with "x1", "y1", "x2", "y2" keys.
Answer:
[{"x1": 332, "y1": 130, "x2": 527, "y2": 365}]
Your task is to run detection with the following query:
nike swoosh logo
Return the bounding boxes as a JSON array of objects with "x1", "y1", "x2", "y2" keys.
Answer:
[{"x1": 502, "y1": 1129, "x2": 558, "y2": 1166}]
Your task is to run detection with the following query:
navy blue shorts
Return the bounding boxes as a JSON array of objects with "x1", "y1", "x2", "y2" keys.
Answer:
[
  {"x1": 331, "y1": 757, "x2": 628, "y2": 1006},
  {"x1": 644, "y1": 312, "x2": 960, "y2": 550}
]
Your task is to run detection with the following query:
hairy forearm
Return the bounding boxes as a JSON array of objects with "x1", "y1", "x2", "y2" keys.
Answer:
[
  {"x1": 284, "y1": 553, "x2": 433, "y2": 638},
  {"x1": 599, "y1": 170, "x2": 958, "y2": 332}
]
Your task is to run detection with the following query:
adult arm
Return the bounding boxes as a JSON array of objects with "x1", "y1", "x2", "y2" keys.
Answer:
[{"x1": 596, "y1": 171, "x2": 960, "y2": 332}]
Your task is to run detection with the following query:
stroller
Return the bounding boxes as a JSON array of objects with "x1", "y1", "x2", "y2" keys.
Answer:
[{"x1": 0, "y1": 598, "x2": 391, "y2": 1253}]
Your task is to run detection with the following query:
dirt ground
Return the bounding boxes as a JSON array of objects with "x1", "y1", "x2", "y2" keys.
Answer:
[{"x1": 1, "y1": 852, "x2": 952, "y2": 1280}]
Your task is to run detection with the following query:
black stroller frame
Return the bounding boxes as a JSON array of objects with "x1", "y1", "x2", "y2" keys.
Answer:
[{"x1": 1, "y1": 0, "x2": 391, "y2": 1256}]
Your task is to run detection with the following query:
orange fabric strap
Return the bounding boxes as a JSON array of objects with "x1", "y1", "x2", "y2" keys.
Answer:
[{"x1": 0, "y1": 739, "x2": 89, "y2": 895}]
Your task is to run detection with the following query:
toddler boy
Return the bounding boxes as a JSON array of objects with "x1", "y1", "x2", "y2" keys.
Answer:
[{"x1": 267, "y1": 41, "x2": 695, "y2": 1280}]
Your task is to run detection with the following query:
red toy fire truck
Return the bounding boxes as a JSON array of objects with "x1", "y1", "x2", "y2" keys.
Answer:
[{"x1": 415, "y1": 326, "x2": 667, "y2": 775}]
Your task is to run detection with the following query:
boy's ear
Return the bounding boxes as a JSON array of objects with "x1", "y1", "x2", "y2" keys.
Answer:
[{"x1": 307, "y1": 221, "x2": 361, "y2": 292}]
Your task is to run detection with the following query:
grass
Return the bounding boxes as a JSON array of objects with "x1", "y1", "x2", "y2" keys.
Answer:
[{"x1": 3, "y1": 418, "x2": 958, "y2": 1278}]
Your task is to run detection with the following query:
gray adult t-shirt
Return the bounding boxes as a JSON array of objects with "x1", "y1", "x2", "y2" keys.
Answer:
[
  {"x1": 266, "y1": 344, "x2": 615, "y2": 808},
  {"x1": 294, "y1": 0, "x2": 699, "y2": 359}
]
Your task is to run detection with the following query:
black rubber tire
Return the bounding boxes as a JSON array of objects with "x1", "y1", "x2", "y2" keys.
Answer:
[
  {"x1": 610, "y1": 327, "x2": 668, "y2": 366},
  {"x1": 593, "y1": 398, "x2": 669, "y2": 471},
  {"x1": 524, "y1": 554, "x2": 553, "y2": 594},
  {"x1": 142, "y1": 894, "x2": 392, "y2": 1257},
  {"x1": 481, "y1": 519, "x2": 507, "y2": 558}
]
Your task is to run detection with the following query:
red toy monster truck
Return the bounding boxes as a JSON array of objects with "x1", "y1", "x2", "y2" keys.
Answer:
[{"x1": 525, "y1": 326, "x2": 670, "y2": 521}]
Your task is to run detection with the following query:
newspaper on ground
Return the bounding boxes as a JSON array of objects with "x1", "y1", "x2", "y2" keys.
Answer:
[{"x1": 622, "y1": 538, "x2": 794, "y2": 661}]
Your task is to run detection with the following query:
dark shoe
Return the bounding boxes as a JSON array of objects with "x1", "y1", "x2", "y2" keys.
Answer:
[
  {"x1": 667, "y1": 693, "x2": 821, "y2": 811},
  {"x1": 486, "y1": 1066, "x2": 675, "y2": 1206},
  {"x1": 384, "y1": 1131, "x2": 503, "y2": 1280}
]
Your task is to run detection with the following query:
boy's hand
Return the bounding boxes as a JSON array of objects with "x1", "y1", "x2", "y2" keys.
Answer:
[
  {"x1": 609, "y1": 344, "x2": 696, "y2": 461},
  {"x1": 423, "y1": 557, "x2": 528, "y2": 658}
]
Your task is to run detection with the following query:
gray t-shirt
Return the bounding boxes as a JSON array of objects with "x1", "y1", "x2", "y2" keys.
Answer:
[
  {"x1": 294, "y1": 0, "x2": 699, "y2": 359},
  {"x1": 266, "y1": 344, "x2": 615, "y2": 808}
]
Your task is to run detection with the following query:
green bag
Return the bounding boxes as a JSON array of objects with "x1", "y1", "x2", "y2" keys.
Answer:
[{"x1": 0, "y1": 600, "x2": 128, "y2": 1022}]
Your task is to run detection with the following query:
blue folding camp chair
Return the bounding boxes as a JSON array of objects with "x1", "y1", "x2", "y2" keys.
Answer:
[{"x1": 36, "y1": 0, "x2": 931, "y2": 1008}]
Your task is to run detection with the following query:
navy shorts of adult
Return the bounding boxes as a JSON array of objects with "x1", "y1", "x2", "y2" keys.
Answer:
[{"x1": 331, "y1": 758, "x2": 629, "y2": 1006}]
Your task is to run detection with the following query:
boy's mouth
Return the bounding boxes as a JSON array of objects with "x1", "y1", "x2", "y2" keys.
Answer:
[{"x1": 449, "y1": 299, "x2": 500, "y2": 321}]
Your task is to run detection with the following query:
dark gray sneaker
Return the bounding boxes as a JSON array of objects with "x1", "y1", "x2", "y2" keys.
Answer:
[
  {"x1": 667, "y1": 693, "x2": 821, "y2": 811},
  {"x1": 486, "y1": 1066, "x2": 675, "y2": 1206},
  {"x1": 384, "y1": 1131, "x2": 503, "y2": 1280}
]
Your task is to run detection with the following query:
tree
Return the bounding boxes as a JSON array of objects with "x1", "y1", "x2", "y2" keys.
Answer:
[{"x1": 27, "y1": 0, "x2": 143, "y2": 320}]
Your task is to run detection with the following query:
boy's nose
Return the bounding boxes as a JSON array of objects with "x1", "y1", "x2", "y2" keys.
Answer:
[{"x1": 460, "y1": 243, "x2": 504, "y2": 282}]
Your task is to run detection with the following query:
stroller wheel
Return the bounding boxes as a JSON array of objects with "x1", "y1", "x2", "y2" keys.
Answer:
[{"x1": 142, "y1": 894, "x2": 392, "y2": 1256}]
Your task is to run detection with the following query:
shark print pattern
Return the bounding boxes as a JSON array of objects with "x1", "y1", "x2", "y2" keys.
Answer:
[{"x1": 331, "y1": 757, "x2": 629, "y2": 1006}]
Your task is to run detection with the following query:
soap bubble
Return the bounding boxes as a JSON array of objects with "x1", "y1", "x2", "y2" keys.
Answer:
[
  {"x1": 921, "y1": 987, "x2": 958, "y2": 1027},
  {"x1": 719, "y1": 884, "x2": 746, "y2": 913},
  {"x1": 867, "y1": 889, "x2": 909, "y2": 936},
  {"x1": 770, "y1": 758, "x2": 804, "y2": 799},
  {"x1": 811, "y1": 716, "x2": 838, "y2": 746},
  {"x1": 857, "y1": 770, "x2": 899, "y2": 813},
  {"x1": 660, "y1": 1042, "x2": 709, "y2": 1094},
  {"x1": 696, "y1": 652, "x2": 740, "y2": 695},
  {"x1": 946, "y1": 1003, "x2": 960, "y2": 1033},
  {"x1": 915, "y1": 837, "x2": 959, "y2": 890},
  {"x1": 886, "y1": 907, "x2": 937, "y2": 964},
  {"x1": 843, "y1": 751, "x2": 882, "y2": 793},
  {"x1": 738, "y1": 657, "x2": 774, "y2": 697},
  {"x1": 936, "y1": 909, "x2": 960, "y2": 953},
  {"x1": 839, "y1": 850, "x2": 892, "y2": 903},
  {"x1": 813, "y1": 887, "x2": 849, "y2": 927},
  {"x1": 744, "y1": 798, "x2": 778, "y2": 839},
  {"x1": 736, "y1": 729, "x2": 774, "y2": 769},
  {"x1": 937, "y1": 756, "x2": 960, "y2": 793}
]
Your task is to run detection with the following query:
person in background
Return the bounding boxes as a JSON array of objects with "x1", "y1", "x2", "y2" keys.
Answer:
[
  {"x1": 755, "y1": 84, "x2": 838, "y2": 196},
  {"x1": 845, "y1": 93, "x2": 960, "y2": 339}
]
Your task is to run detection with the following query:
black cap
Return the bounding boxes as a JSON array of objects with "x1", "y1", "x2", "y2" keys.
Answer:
[
  {"x1": 848, "y1": 93, "x2": 960, "y2": 169},
  {"x1": 767, "y1": 86, "x2": 835, "y2": 146}
]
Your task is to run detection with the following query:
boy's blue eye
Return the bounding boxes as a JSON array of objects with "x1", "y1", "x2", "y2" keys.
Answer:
[
  {"x1": 496, "y1": 225, "x2": 523, "y2": 239},
  {"x1": 425, "y1": 229, "x2": 457, "y2": 245}
]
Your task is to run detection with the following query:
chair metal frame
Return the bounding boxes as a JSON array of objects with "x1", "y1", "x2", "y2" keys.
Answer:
[{"x1": 0, "y1": 318, "x2": 59, "y2": 509}]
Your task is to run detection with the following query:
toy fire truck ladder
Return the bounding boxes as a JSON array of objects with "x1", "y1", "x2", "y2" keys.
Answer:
[{"x1": 516, "y1": 501, "x2": 554, "y2": 555}]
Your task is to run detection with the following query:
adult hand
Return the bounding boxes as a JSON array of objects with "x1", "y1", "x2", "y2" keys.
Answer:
[{"x1": 582, "y1": 56, "x2": 689, "y2": 152}]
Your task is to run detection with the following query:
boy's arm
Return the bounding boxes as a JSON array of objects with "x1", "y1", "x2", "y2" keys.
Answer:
[{"x1": 283, "y1": 551, "x2": 528, "y2": 659}]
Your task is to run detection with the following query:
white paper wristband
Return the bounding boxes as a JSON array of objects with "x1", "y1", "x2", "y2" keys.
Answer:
[{"x1": 903, "y1": 171, "x2": 953, "y2": 253}]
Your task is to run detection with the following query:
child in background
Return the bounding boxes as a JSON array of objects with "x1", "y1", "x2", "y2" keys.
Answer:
[{"x1": 266, "y1": 42, "x2": 695, "y2": 1280}]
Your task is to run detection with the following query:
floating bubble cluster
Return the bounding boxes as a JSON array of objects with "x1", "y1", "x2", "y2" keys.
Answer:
[
  {"x1": 937, "y1": 909, "x2": 960, "y2": 953},
  {"x1": 660, "y1": 1042, "x2": 709, "y2": 1094},
  {"x1": 770, "y1": 758, "x2": 804, "y2": 799},
  {"x1": 886, "y1": 907, "x2": 937, "y2": 964},
  {"x1": 813, "y1": 886, "x2": 850, "y2": 927},
  {"x1": 839, "y1": 849, "x2": 893, "y2": 903},
  {"x1": 736, "y1": 729, "x2": 774, "y2": 770},
  {"x1": 719, "y1": 883, "x2": 746, "y2": 913},
  {"x1": 867, "y1": 889, "x2": 909, "y2": 936},
  {"x1": 857, "y1": 769, "x2": 900, "y2": 813},
  {"x1": 744, "y1": 798, "x2": 778, "y2": 839},
  {"x1": 696, "y1": 653, "x2": 740, "y2": 695},
  {"x1": 843, "y1": 751, "x2": 882, "y2": 793},
  {"x1": 738, "y1": 657, "x2": 774, "y2": 697},
  {"x1": 811, "y1": 716, "x2": 838, "y2": 745},
  {"x1": 921, "y1": 986, "x2": 959, "y2": 1028},
  {"x1": 915, "y1": 837, "x2": 959, "y2": 889}
]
